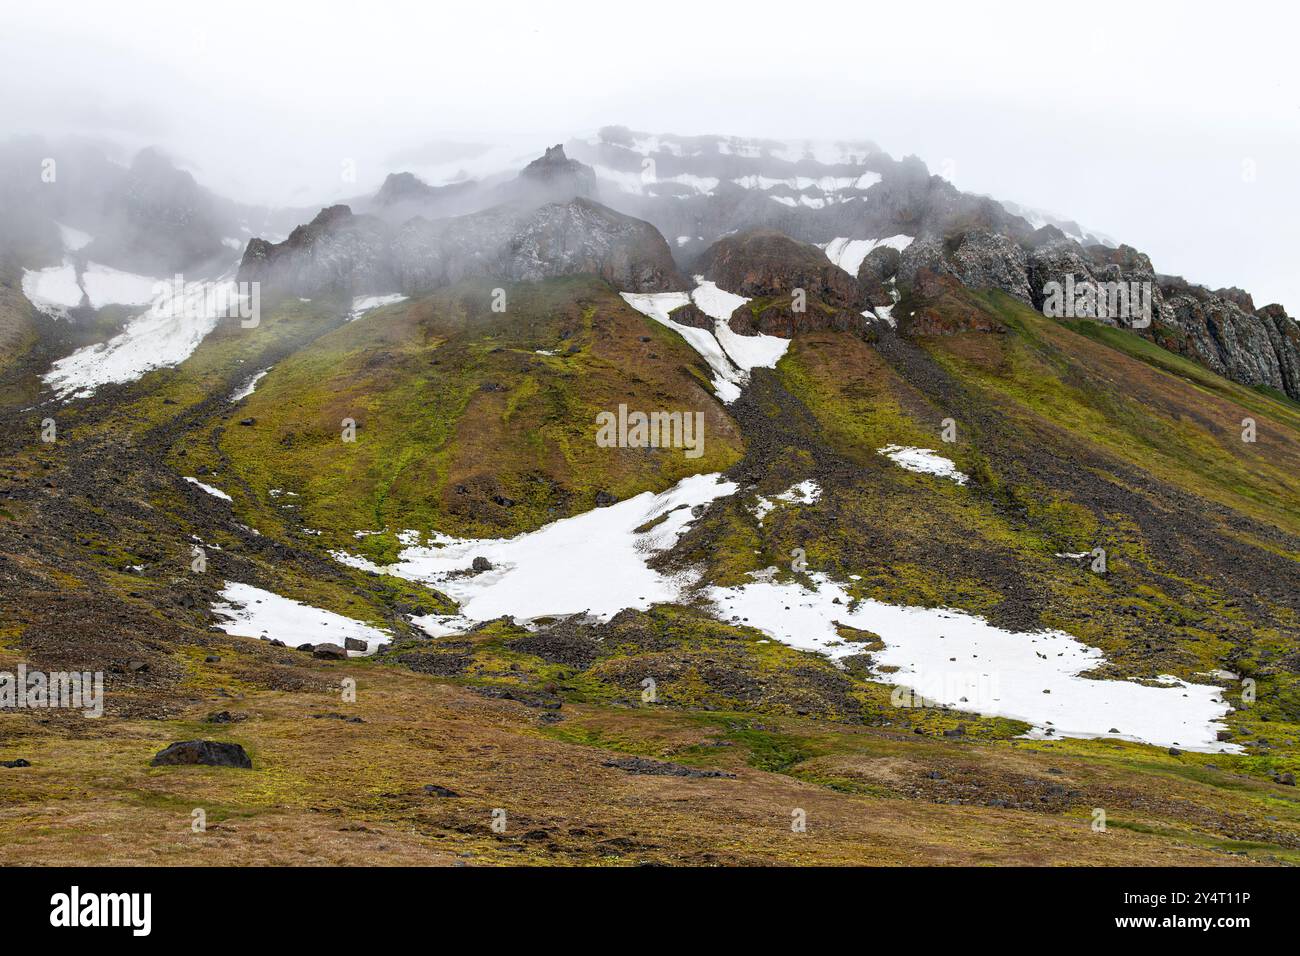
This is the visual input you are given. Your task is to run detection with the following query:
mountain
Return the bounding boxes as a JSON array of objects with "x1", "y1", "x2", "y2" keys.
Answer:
[
  {"x1": 2, "y1": 130, "x2": 1300, "y2": 867},
  {"x1": 239, "y1": 148, "x2": 685, "y2": 300}
]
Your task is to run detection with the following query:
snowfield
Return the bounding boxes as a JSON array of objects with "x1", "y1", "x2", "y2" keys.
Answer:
[
  {"x1": 43, "y1": 274, "x2": 242, "y2": 399},
  {"x1": 333, "y1": 473, "x2": 738, "y2": 633},
  {"x1": 212, "y1": 581, "x2": 390, "y2": 655},
  {"x1": 708, "y1": 571, "x2": 1237, "y2": 752},
  {"x1": 21, "y1": 262, "x2": 84, "y2": 314},
  {"x1": 22, "y1": 259, "x2": 162, "y2": 317},
  {"x1": 329, "y1": 461, "x2": 1235, "y2": 753},
  {"x1": 81, "y1": 263, "x2": 161, "y2": 310}
]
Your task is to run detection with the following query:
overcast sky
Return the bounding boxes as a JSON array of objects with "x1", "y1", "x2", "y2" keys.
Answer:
[{"x1": 3, "y1": 0, "x2": 1297, "y2": 310}]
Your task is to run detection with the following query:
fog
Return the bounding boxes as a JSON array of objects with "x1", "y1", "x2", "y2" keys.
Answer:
[{"x1": 3, "y1": 0, "x2": 1296, "y2": 309}]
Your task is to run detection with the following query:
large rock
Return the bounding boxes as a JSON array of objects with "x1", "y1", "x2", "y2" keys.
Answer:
[
  {"x1": 502, "y1": 198, "x2": 685, "y2": 291},
  {"x1": 898, "y1": 231, "x2": 1030, "y2": 304},
  {"x1": 947, "y1": 231, "x2": 1031, "y2": 303},
  {"x1": 512, "y1": 144, "x2": 598, "y2": 204},
  {"x1": 698, "y1": 229, "x2": 868, "y2": 337},
  {"x1": 698, "y1": 229, "x2": 861, "y2": 307},
  {"x1": 1155, "y1": 279, "x2": 1298, "y2": 397},
  {"x1": 150, "y1": 740, "x2": 253, "y2": 769},
  {"x1": 857, "y1": 245, "x2": 902, "y2": 307},
  {"x1": 239, "y1": 204, "x2": 396, "y2": 297},
  {"x1": 241, "y1": 194, "x2": 686, "y2": 299}
]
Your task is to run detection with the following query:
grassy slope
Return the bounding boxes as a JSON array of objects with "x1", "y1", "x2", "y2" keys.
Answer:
[
  {"x1": 718, "y1": 292, "x2": 1300, "y2": 790},
  {"x1": 3, "y1": 276, "x2": 1298, "y2": 865},
  {"x1": 215, "y1": 277, "x2": 744, "y2": 563}
]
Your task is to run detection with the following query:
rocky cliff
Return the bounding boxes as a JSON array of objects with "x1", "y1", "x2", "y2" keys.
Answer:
[{"x1": 239, "y1": 196, "x2": 685, "y2": 299}]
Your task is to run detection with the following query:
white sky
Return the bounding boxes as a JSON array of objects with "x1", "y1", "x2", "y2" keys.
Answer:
[{"x1": 3, "y1": 0, "x2": 1297, "y2": 310}]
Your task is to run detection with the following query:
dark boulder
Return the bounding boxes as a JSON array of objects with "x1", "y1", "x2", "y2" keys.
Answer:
[{"x1": 150, "y1": 740, "x2": 252, "y2": 769}]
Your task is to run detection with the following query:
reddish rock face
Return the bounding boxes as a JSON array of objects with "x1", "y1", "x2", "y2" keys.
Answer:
[
  {"x1": 896, "y1": 270, "x2": 1005, "y2": 336},
  {"x1": 695, "y1": 229, "x2": 870, "y2": 338},
  {"x1": 698, "y1": 229, "x2": 863, "y2": 309}
]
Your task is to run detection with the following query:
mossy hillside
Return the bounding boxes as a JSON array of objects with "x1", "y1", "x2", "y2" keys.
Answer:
[
  {"x1": 665, "y1": 312, "x2": 1297, "y2": 762},
  {"x1": 0, "y1": 283, "x2": 39, "y2": 393},
  {"x1": 945, "y1": 293, "x2": 1300, "y2": 536},
  {"x1": 219, "y1": 277, "x2": 744, "y2": 563}
]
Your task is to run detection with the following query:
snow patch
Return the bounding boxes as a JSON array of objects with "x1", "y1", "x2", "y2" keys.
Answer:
[
  {"x1": 592, "y1": 165, "x2": 718, "y2": 196},
  {"x1": 621, "y1": 282, "x2": 789, "y2": 404},
  {"x1": 879, "y1": 445, "x2": 968, "y2": 484},
  {"x1": 81, "y1": 264, "x2": 162, "y2": 310},
  {"x1": 751, "y1": 480, "x2": 821, "y2": 523},
  {"x1": 229, "y1": 368, "x2": 270, "y2": 402},
  {"x1": 733, "y1": 173, "x2": 878, "y2": 192},
  {"x1": 821, "y1": 235, "x2": 915, "y2": 276},
  {"x1": 43, "y1": 276, "x2": 241, "y2": 399},
  {"x1": 620, "y1": 290, "x2": 742, "y2": 402},
  {"x1": 211, "y1": 581, "x2": 390, "y2": 655},
  {"x1": 334, "y1": 473, "x2": 738, "y2": 634},
  {"x1": 348, "y1": 293, "x2": 407, "y2": 321},
  {"x1": 708, "y1": 572, "x2": 1238, "y2": 752},
  {"x1": 184, "y1": 477, "x2": 232, "y2": 501},
  {"x1": 22, "y1": 261, "x2": 84, "y2": 315}
]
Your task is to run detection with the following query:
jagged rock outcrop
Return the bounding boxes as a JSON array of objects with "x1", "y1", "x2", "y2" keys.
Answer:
[
  {"x1": 1024, "y1": 238, "x2": 1300, "y2": 399},
  {"x1": 239, "y1": 204, "x2": 396, "y2": 296},
  {"x1": 504, "y1": 198, "x2": 683, "y2": 289},
  {"x1": 1025, "y1": 239, "x2": 1164, "y2": 326},
  {"x1": 699, "y1": 229, "x2": 860, "y2": 306},
  {"x1": 1259, "y1": 304, "x2": 1300, "y2": 398},
  {"x1": 897, "y1": 231, "x2": 1031, "y2": 304},
  {"x1": 240, "y1": 197, "x2": 685, "y2": 299},
  {"x1": 1154, "y1": 279, "x2": 1300, "y2": 398},
  {"x1": 513, "y1": 144, "x2": 597, "y2": 204}
]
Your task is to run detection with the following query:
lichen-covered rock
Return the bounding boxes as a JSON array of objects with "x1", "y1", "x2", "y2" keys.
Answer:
[
  {"x1": 945, "y1": 230, "x2": 1031, "y2": 303},
  {"x1": 1154, "y1": 280, "x2": 1296, "y2": 396}
]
